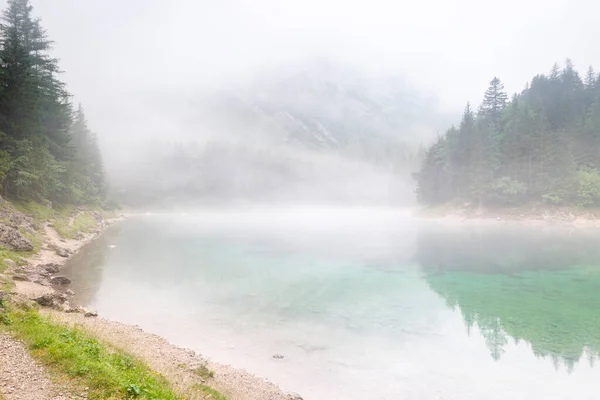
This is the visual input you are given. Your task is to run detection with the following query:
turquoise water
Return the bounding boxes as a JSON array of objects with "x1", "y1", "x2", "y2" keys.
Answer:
[{"x1": 62, "y1": 209, "x2": 600, "y2": 399}]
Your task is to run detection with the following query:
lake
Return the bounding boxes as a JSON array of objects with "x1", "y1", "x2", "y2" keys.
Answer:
[{"x1": 61, "y1": 208, "x2": 600, "y2": 400}]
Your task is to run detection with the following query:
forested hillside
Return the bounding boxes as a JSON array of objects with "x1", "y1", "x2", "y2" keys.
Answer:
[
  {"x1": 0, "y1": 0, "x2": 104, "y2": 206},
  {"x1": 415, "y1": 61, "x2": 600, "y2": 207}
]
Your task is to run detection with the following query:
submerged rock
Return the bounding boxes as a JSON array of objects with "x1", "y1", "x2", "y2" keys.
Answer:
[{"x1": 0, "y1": 224, "x2": 33, "y2": 252}]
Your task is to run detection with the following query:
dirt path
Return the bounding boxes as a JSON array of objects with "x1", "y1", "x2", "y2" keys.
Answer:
[
  {"x1": 0, "y1": 334, "x2": 83, "y2": 400},
  {"x1": 48, "y1": 312, "x2": 299, "y2": 400}
]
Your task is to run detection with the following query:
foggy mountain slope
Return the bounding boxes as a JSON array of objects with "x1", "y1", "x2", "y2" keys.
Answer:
[
  {"x1": 110, "y1": 63, "x2": 447, "y2": 206},
  {"x1": 190, "y1": 62, "x2": 446, "y2": 162}
]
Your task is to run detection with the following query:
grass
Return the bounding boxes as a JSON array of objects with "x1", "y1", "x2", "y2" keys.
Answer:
[
  {"x1": 193, "y1": 364, "x2": 215, "y2": 379},
  {"x1": 13, "y1": 200, "x2": 56, "y2": 222},
  {"x1": 1, "y1": 307, "x2": 181, "y2": 400},
  {"x1": 193, "y1": 384, "x2": 228, "y2": 400},
  {"x1": 0, "y1": 248, "x2": 31, "y2": 292},
  {"x1": 13, "y1": 200, "x2": 101, "y2": 240},
  {"x1": 54, "y1": 212, "x2": 98, "y2": 239}
]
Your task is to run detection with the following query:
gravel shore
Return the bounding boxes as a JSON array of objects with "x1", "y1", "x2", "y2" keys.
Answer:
[{"x1": 4, "y1": 215, "x2": 299, "y2": 400}]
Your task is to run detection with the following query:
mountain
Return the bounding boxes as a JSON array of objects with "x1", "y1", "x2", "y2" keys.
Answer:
[
  {"x1": 187, "y1": 61, "x2": 447, "y2": 165},
  {"x1": 109, "y1": 62, "x2": 448, "y2": 206}
]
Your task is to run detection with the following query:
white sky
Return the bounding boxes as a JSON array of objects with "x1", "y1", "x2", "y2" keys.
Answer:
[{"x1": 2, "y1": 0, "x2": 600, "y2": 140}]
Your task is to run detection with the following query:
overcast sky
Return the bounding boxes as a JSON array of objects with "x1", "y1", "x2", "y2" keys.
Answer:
[{"x1": 3, "y1": 0, "x2": 600, "y2": 143}]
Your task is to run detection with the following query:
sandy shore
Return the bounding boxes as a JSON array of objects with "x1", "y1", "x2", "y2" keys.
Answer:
[{"x1": 10, "y1": 216, "x2": 300, "y2": 400}]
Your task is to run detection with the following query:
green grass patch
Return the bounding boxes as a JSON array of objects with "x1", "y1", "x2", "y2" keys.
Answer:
[
  {"x1": 193, "y1": 384, "x2": 228, "y2": 400},
  {"x1": 13, "y1": 200, "x2": 56, "y2": 222},
  {"x1": 0, "y1": 248, "x2": 30, "y2": 291},
  {"x1": 54, "y1": 212, "x2": 98, "y2": 239},
  {"x1": 2, "y1": 307, "x2": 180, "y2": 399},
  {"x1": 193, "y1": 364, "x2": 215, "y2": 379}
]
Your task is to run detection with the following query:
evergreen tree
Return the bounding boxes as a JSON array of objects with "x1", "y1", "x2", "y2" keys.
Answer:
[
  {"x1": 480, "y1": 77, "x2": 508, "y2": 122},
  {"x1": 415, "y1": 61, "x2": 600, "y2": 208},
  {"x1": 0, "y1": 0, "x2": 106, "y2": 204}
]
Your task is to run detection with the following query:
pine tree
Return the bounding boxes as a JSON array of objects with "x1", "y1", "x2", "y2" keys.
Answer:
[
  {"x1": 480, "y1": 77, "x2": 508, "y2": 122},
  {"x1": 414, "y1": 60, "x2": 600, "y2": 208},
  {"x1": 0, "y1": 0, "x2": 105, "y2": 203}
]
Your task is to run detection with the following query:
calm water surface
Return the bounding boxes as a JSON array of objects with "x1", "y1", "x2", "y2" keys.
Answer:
[{"x1": 61, "y1": 208, "x2": 600, "y2": 400}]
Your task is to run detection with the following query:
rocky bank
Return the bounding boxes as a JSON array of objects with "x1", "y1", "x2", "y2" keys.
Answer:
[{"x1": 0, "y1": 206, "x2": 300, "y2": 400}]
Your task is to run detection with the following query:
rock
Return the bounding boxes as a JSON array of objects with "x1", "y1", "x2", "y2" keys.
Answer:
[
  {"x1": 3, "y1": 258, "x2": 16, "y2": 269},
  {"x1": 49, "y1": 244, "x2": 69, "y2": 258},
  {"x1": 33, "y1": 292, "x2": 67, "y2": 308},
  {"x1": 60, "y1": 301, "x2": 77, "y2": 313},
  {"x1": 73, "y1": 232, "x2": 85, "y2": 240},
  {"x1": 66, "y1": 289, "x2": 75, "y2": 296},
  {"x1": 35, "y1": 278, "x2": 52, "y2": 287},
  {"x1": 41, "y1": 263, "x2": 60, "y2": 274},
  {"x1": 286, "y1": 394, "x2": 303, "y2": 400},
  {"x1": 84, "y1": 308, "x2": 98, "y2": 317},
  {"x1": 50, "y1": 276, "x2": 71, "y2": 285},
  {"x1": 0, "y1": 223, "x2": 33, "y2": 252},
  {"x1": 11, "y1": 293, "x2": 36, "y2": 310},
  {"x1": 12, "y1": 273, "x2": 30, "y2": 282},
  {"x1": 272, "y1": 354, "x2": 284, "y2": 359}
]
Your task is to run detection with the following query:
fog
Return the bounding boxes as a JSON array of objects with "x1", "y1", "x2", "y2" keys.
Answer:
[{"x1": 12, "y1": 0, "x2": 600, "y2": 206}]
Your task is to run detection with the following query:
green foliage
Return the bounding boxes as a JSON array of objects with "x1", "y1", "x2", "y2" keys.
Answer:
[
  {"x1": 575, "y1": 167, "x2": 600, "y2": 206},
  {"x1": 5, "y1": 307, "x2": 180, "y2": 399},
  {"x1": 54, "y1": 212, "x2": 97, "y2": 239},
  {"x1": 416, "y1": 60, "x2": 600, "y2": 207},
  {"x1": 193, "y1": 384, "x2": 228, "y2": 400},
  {"x1": 490, "y1": 176, "x2": 527, "y2": 204},
  {"x1": 0, "y1": 0, "x2": 105, "y2": 206},
  {"x1": 193, "y1": 364, "x2": 215, "y2": 379}
]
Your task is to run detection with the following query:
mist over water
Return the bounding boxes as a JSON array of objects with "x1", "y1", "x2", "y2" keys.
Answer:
[{"x1": 62, "y1": 209, "x2": 600, "y2": 400}]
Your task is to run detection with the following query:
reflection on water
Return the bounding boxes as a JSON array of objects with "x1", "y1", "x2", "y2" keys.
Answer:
[
  {"x1": 61, "y1": 211, "x2": 600, "y2": 399},
  {"x1": 416, "y1": 225, "x2": 600, "y2": 370}
]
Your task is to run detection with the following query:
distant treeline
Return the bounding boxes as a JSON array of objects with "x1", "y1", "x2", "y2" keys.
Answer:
[
  {"x1": 414, "y1": 60, "x2": 600, "y2": 207},
  {"x1": 0, "y1": 0, "x2": 105, "y2": 205}
]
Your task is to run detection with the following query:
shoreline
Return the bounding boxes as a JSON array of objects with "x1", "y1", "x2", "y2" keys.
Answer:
[
  {"x1": 6, "y1": 212, "x2": 300, "y2": 400},
  {"x1": 416, "y1": 204, "x2": 600, "y2": 228}
]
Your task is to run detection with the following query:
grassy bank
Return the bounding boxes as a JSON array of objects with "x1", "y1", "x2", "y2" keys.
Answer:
[{"x1": 1, "y1": 305, "x2": 180, "y2": 399}]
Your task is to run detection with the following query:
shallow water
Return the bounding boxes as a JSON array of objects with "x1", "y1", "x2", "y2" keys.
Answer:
[{"x1": 62, "y1": 208, "x2": 600, "y2": 399}]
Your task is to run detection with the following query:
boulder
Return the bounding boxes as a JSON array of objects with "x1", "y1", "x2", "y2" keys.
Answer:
[
  {"x1": 3, "y1": 259, "x2": 16, "y2": 269},
  {"x1": 12, "y1": 273, "x2": 30, "y2": 282},
  {"x1": 33, "y1": 292, "x2": 67, "y2": 308},
  {"x1": 33, "y1": 277, "x2": 51, "y2": 287},
  {"x1": 41, "y1": 263, "x2": 60, "y2": 274},
  {"x1": 50, "y1": 276, "x2": 71, "y2": 285},
  {"x1": 49, "y1": 244, "x2": 69, "y2": 258},
  {"x1": 73, "y1": 232, "x2": 85, "y2": 240},
  {"x1": 0, "y1": 224, "x2": 33, "y2": 252},
  {"x1": 84, "y1": 308, "x2": 98, "y2": 317}
]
